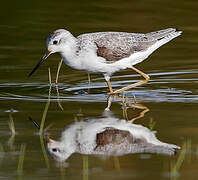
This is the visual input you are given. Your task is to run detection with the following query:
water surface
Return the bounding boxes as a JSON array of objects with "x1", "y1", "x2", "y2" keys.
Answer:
[{"x1": 0, "y1": 0, "x2": 198, "y2": 179}]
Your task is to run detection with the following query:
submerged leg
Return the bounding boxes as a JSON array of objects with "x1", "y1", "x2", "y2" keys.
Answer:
[{"x1": 110, "y1": 66, "x2": 150, "y2": 95}]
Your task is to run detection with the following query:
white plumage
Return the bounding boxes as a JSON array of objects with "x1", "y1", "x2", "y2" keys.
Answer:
[{"x1": 29, "y1": 28, "x2": 182, "y2": 94}]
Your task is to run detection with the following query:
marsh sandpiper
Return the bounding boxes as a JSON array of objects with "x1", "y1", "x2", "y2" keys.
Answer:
[{"x1": 29, "y1": 28, "x2": 182, "y2": 94}]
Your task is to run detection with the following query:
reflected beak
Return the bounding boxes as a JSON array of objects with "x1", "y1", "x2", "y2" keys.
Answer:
[{"x1": 28, "y1": 51, "x2": 52, "y2": 77}]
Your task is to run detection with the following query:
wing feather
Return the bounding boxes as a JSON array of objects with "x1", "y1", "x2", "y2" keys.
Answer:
[{"x1": 77, "y1": 28, "x2": 176, "y2": 61}]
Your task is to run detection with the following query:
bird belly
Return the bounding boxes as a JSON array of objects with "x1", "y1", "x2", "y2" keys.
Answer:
[
  {"x1": 61, "y1": 49, "x2": 150, "y2": 76},
  {"x1": 62, "y1": 51, "x2": 118, "y2": 75}
]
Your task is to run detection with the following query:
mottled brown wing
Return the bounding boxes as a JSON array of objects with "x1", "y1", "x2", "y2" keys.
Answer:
[
  {"x1": 94, "y1": 127, "x2": 133, "y2": 150},
  {"x1": 94, "y1": 127, "x2": 151, "y2": 151},
  {"x1": 93, "y1": 32, "x2": 156, "y2": 61},
  {"x1": 95, "y1": 42, "x2": 132, "y2": 61},
  {"x1": 77, "y1": 28, "x2": 178, "y2": 61}
]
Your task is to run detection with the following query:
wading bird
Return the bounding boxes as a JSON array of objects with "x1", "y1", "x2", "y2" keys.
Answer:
[{"x1": 29, "y1": 28, "x2": 182, "y2": 94}]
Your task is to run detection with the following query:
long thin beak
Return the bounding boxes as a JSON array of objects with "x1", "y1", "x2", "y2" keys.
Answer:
[
  {"x1": 28, "y1": 51, "x2": 52, "y2": 78},
  {"x1": 29, "y1": 116, "x2": 54, "y2": 143}
]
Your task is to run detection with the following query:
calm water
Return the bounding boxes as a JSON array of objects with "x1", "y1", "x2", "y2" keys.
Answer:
[{"x1": 0, "y1": 0, "x2": 198, "y2": 179}]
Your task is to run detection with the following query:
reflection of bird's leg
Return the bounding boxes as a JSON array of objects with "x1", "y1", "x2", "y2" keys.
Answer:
[
  {"x1": 105, "y1": 95, "x2": 113, "y2": 111},
  {"x1": 129, "y1": 103, "x2": 150, "y2": 123},
  {"x1": 121, "y1": 96, "x2": 150, "y2": 122},
  {"x1": 113, "y1": 156, "x2": 121, "y2": 171},
  {"x1": 110, "y1": 66, "x2": 150, "y2": 95}
]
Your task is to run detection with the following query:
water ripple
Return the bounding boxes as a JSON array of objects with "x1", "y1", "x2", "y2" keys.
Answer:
[{"x1": 0, "y1": 71, "x2": 197, "y2": 103}]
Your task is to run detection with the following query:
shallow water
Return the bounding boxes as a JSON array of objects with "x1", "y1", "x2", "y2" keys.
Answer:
[{"x1": 0, "y1": 0, "x2": 198, "y2": 179}]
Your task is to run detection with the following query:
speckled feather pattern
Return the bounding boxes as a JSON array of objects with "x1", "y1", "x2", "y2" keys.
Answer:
[{"x1": 76, "y1": 28, "x2": 177, "y2": 61}]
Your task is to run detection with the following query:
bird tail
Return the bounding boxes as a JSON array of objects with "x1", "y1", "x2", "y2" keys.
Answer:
[
  {"x1": 146, "y1": 28, "x2": 182, "y2": 41},
  {"x1": 144, "y1": 28, "x2": 182, "y2": 56}
]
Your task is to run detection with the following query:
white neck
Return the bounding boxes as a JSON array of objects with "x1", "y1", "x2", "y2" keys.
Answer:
[{"x1": 59, "y1": 38, "x2": 81, "y2": 69}]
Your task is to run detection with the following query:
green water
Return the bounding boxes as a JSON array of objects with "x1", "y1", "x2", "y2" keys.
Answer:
[{"x1": 0, "y1": 0, "x2": 198, "y2": 179}]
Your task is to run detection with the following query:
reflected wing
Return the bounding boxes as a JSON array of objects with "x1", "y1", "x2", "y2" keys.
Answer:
[
  {"x1": 94, "y1": 127, "x2": 179, "y2": 156},
  {"x1": 95, "y1": 127, "x2": 133, "y2": 149}
]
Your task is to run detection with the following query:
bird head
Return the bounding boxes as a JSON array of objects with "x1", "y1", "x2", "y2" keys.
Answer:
[
  {"x1": 28, "y1": 29, "x2": 75, "y2": 77},
  {"x1": 46, "y1": 137, "x2": 74, "y2": 162}
]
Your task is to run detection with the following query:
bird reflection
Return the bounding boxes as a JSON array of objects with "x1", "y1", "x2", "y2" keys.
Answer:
[
  {"x1": 106, "y1": 94, "x2": 149, "y2": 122},
  {"x1": 46, "y1": 102, "x2": 180, "y2": 162}
]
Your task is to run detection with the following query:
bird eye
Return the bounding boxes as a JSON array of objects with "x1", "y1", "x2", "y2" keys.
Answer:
[
  {"x1": 52, "y1": 148, "x2": 58, "y2": 152},
  {"x1": 53, "y1": 40, "x2": 58, "y2": 45}
]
